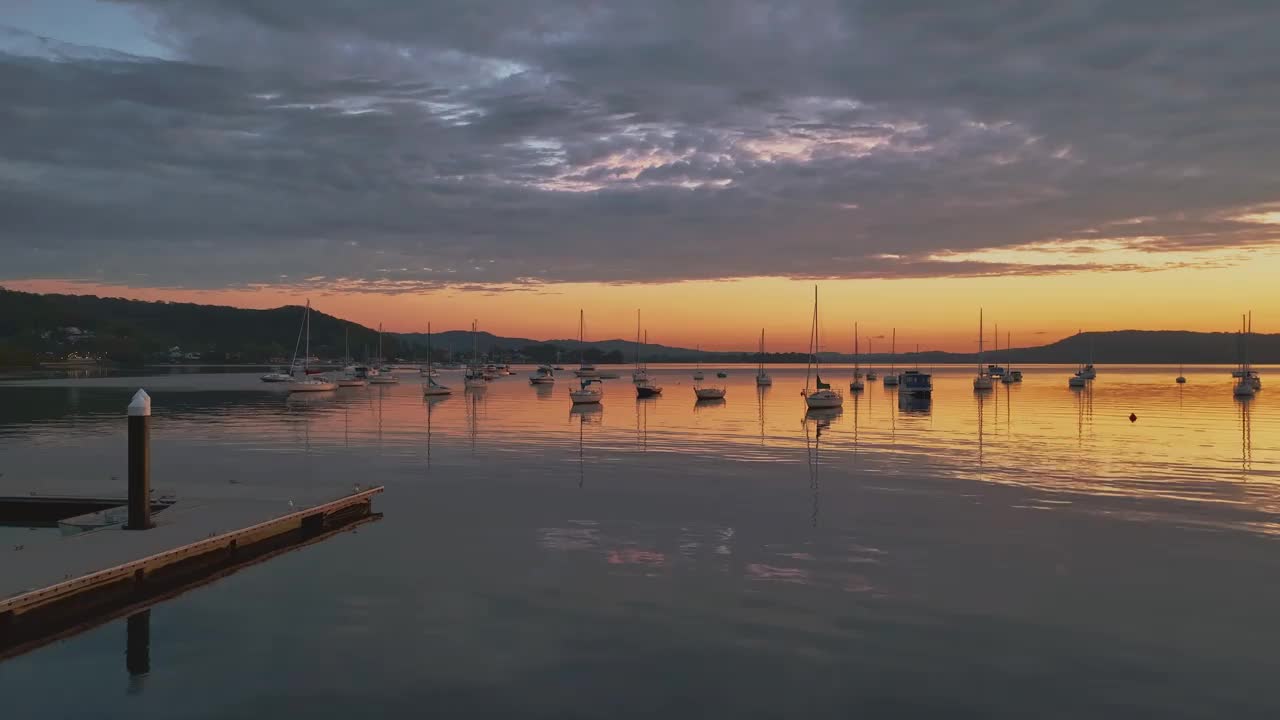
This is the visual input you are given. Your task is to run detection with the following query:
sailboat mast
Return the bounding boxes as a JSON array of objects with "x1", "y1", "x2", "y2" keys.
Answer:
[
  {"x1": 891, "y1": 328, "x2": 896, "y2": 372},
  {"x1": 302, "y1": 300, "x2": 310, "y2": 371},
  {"x1": 635, "y1": 309, "x2": 641, "y2": 368},
  {"x1": 427, "y1": 322, "x2": 433, "y2": 374},
  {"x1": 977, "y1": 308, "x2": 984, "y2": 373},
  {"x1": 579, "y1": 309, "x2": 585, "y2": 366},
  {"x1": 853, "y1": 322, "x2": 859, "y2": 380}
]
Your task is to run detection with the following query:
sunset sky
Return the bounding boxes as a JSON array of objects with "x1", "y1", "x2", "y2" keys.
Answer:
[{"x1": 3, "y1": 1, "x2": 1279, "y2": 351}]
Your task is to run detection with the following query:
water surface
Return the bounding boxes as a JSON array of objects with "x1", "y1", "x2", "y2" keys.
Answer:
[{"x1": 1, "y1": 364, "x2": 1277, "y2": 718}]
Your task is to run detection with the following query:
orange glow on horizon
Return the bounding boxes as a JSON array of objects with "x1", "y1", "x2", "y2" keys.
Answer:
[{"x1": 5, "y1": 263, "x2": 1277, "y2": 353}]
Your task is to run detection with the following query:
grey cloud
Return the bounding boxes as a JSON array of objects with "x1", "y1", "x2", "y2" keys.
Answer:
[{"x1": 2, "y1": 1, "x2": 1279, "y2": 290}]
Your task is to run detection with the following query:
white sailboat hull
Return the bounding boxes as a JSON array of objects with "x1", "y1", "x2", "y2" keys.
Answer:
[
  {"x1": 694, "y1": 387, "x2": 726, "y2": 400},
  {"x1": 289, "y1": 379, "x2": 337, "y2": 392},
  {"x1": 804, "y1": 390, "x2": 843, "y2": 408},
  {"x1": 570, "y1": 389, "x2": 603, "y2": 404}
]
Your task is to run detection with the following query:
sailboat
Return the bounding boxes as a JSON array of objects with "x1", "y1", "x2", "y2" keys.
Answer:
[
  {"x1": 987, "y1": 324, "x2": 1006, "y2": 377},
  {"x1": 755, "y1": 329, "x2": 772, "y2": 386},
  {"x1": 368, "y1": 323, "x2": 398, "y2": 384},
  {"x1": 849, "y1": 322, "x2": 865, "y2": 392},
  {"x1": 464, "y1": 320, "x2": 487, "y2": 390},
  {"x1": 573, "y1": 310, "x2": 599, "y2": 378},
  {"x1": 631, "y1": 310, "x2": 648, "y2": 383},
  {"x1": 1068, "y1": 329, "x2": 1088, "y2": 388},
  {"x1": 693, "y1": 345, "x2": 705, "y2": 381},
  {"x1": 570, "y1": 377, "x2": 604, "y2": 404},
  {"x1": 973, "y1": 309, "x2": 994, "y2": 391},
  {"x1": 1176, "y1": 363, "x2": 1186, "y2": 384},
  {"x1": 803, "y1": 287, "x2": 843, "y2": 409},
  {"x1": 1234, "y1": 312, "x2": 1257, "y2": 397},
  {"x1": 288, "y1": 301, "x2": 337, "y2": 393},
  {"x1": 421, "y1": 323, "x2": 452, "y2": 396},
  {"x1": 337, "y1": 327, "x2": 367, "y2": 387},
  {"x1": 883, "y1": 329, "x2": 900, "y2": 387},
  {"x1": 1079, "y1": 334, "x2": 1097, "y2": 379},
  {"x1": 635, "y1": 330, "x2": 663, "y2": 397},
  {"x1": 865, "y1": 338, "x2": 878, "y2": 381},
  {"x1": 1001, "y1": 331, "x2": 1019, "y2": 384}
]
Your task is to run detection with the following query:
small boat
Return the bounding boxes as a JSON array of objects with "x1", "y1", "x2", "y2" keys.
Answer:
[
  {"x1": 530, "y1": 365, "x2": 556, "y2": 385},
  {"x1": 900, "y1": 369, "x2": 932, "y2": 397},
  {"x1": 1068, "y1": 372, "x2": 1086, "y2": 388},
  {"x1": 289, "y1": 301, "x2": 337, "y2": 393},
  {"x1": 1176, "y1": 363, "x2": 1186, "y2": 384},
  {"x1": 631, "y1": 310, "x2": 648, "y2": 383},
  {"x1": 865, "y1": 337, "x2": 878, "y2": 380},
  {"x1": 693, "y1": 344, "x2": 705, "y2": 381},
  {"x1": 756, "y1": 329, "x2": 772, "y2": 386},
  {"x1": 716, "y1": 371, "x2": 728, "y2": 379},
  {"x1": 597, "y1": 371, "x2": 621, "y2": 380},
  {"x1": 802, "y1": 287, "x2": 843, "y2": 409},
  {"x1": 1233, "y1": 312, "x2": 1259, "y2": 397},
  {"x1": 368, "y1": 324, "x2": 399, "y2": 383},
  {"x1": 482, "y1": 365, "x2": 501, "y2": 381},
  {"x1": 1079, "y1": 335, "x2": 1097, "y2": 379},
  {"x1": 464, "y1": 320, "x2": 487, "y2": 390},
  {"x1": 336, "y1": 329, "x2": 367, "y2": 386},
  {"x1": 1000, "y1": 332, "x2": 1018, "y2": 384},
  {"x1": 694, "y1": 385, "x2": 726, "y2": 400},
  {"x1": 636, "y1": 379, "x2": 663, "y2": 398},
  {"x1": 261, "y1": 368, "x2": 293, "y2": 383},
  {"x1": 574, "y1": 310, "x2": 599, "y2": 378},
  {"x1": 421, "y1": 323, "x2": 452, "y2": 396},
  {"x1": 570, "y1": 377, "x2": 604, "y2": 404},
  {"x1": 849, "y1": 322, "x2": 864, "y2": 392},
  {"x1": 883, "y1": 329, "x2": 900, "y2": 387},
  {"x1": 973, "y1": 309, "x2": 994, "y2": 391}
]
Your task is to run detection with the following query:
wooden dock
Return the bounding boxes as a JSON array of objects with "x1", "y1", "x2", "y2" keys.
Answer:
[{"x1": 1, "y1": 487, "x2": 382, "y2": 659}]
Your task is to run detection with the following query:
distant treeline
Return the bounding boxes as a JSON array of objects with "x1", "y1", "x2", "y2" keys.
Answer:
[{"x1": 1, "y1": 287, "x2": 1275, "y2": 366}]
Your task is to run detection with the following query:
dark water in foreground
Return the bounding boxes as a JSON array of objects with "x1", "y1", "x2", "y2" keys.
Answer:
[{"x1": 1, "y1": 365, "x2": 1278, "y2": 718}]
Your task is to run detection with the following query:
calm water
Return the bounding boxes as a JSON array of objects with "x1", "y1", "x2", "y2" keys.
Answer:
[{"x1": 1, "y1": 364, "x2": 1278, "y2": 718}]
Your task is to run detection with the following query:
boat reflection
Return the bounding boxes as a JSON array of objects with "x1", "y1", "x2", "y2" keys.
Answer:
[
  {"x1": 1238, "y1": 396, "x2": 1252, "y2": 478},
  {"x1": 898, "y1": 394, "x2": 931, "y2": 415},
  {"x1": 570, "y1": 403, "x2": 602, "y2": 488},
  {"x1": 803, "y1": 408, "x2": 837, "y2": 527},
  {"x1": 694, "y1": 397, "x2": 726, "y2": 412},
  {"x1": 126, "y1": 609, "x2": 151, "y2": 694}
]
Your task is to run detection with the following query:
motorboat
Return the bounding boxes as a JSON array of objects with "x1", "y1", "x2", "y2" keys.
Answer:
[
  {"x1": 716, "y1": 371, "x2": 728, "y2": 379},
  {"x1": 900, "y1": 370, "x2": 933, "y2": 398},
  {"x1": 261, "y1": 368, "x2": 293, "y2": 383},
  {"x1": 530, "y1": 365, "x2": 556, "y2": 385},
  {"x1": 1068, "y1": 372, "x2": 1086, "y2": 388}
]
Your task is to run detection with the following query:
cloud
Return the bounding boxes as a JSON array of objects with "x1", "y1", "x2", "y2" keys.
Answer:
[{"x1": 2, "y1": 1, "x2": 1280, "y2": 290}]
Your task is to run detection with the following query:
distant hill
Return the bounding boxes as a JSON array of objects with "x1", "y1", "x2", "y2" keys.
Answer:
[{"x1": 0, "y1": 287, "x2": 1273, "y2": 365}]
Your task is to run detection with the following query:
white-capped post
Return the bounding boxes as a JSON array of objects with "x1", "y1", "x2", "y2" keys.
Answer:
[{"x1": 126, "y1": 389, "x2": 152, "y2": 530}]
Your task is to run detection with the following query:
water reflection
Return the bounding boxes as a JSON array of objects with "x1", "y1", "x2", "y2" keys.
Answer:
[
  {"x1": 693, "y1": 398, "x2": 726, "y2": 412},
  {"x1": 570, "y1": 404, "x2": 602, "y2": 488},
  {"x1": 803, "y1": 407, "x2": 839, "y2": 527},
  {"x1": 125, "y1": 609, "x2": 151, "y2": 694},
  {"x1": 1239, "y1": 397, "x2": 1252, "y2": 478}
]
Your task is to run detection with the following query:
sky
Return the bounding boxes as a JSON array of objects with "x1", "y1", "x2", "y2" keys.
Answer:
[{"x1": 2, "y1": 0, "x2": 1279, "y2": 351}]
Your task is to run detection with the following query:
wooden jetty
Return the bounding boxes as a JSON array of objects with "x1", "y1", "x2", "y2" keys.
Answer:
[{"x1": 0, "y1": 390, "x2": 384, "y2": 660}]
